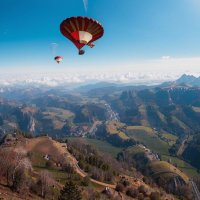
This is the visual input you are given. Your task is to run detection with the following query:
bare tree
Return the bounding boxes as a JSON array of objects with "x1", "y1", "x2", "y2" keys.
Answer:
[
  {"x1": 0, "y1": 149, "x2": 14, "y2": 186},
  {"x1": 36, "y1": 170, "x2": 55, "y2": 198},
  {"x1": 0, "y1": 147, "x2": 32, "y2": 198},
  {"x1": 90, "y1": 167, "x2": 103, "y2": 181},
  {"x1": 115, "y1": 183, "x2": 124, "y2": 192},
  {"x1": 12, "y1": 165, "x2": 31, "y2": 197},
  {"x1": 104, "y1": 170, "x2": 114, "y2": 183},
  {"x1": 12, "y1": 156, "x2": 32, "y2": 188}
]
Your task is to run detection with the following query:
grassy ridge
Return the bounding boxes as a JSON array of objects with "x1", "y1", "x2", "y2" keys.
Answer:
[
  {"x1": 161, "y1": 155, "x2": 198, "y2": 177},
  {"x1": 162, "y1": 133, "x2": 178, "y2": 141},
  {"x1": 149, "y1": 161, "x2": 189, "y2": 183},
  {"x1": 126, "y1": 146, "x2": 146, "y2": 155},
  {"x1": 139, "y1": 105, "x2": 150, "y2": 126},
  {"x1": 126, "y1": 127, "x2": 198, "y2": 177},
  {"x1": 127, "y1": 126, "x2": 154, "y2": 135},
  {"x1": 192, "y1": 106, "x2": 200, "y2": 113},
  {"x1": 127, "y1": 126, "x2": 169, "y2": 155},
  {"x1": 172, "y1": 116, "x2": 189, "y2": 130},
  {"x1": 67, "y1": 137, "x2": 123, "y2": 158},
  {"x1": 106, "y1": 122, "x2": 129, "y2": 140}
]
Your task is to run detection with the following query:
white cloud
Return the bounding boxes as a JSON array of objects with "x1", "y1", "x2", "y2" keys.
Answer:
[
  {"x1": 0, "y1": 71, "x2": 180, "y2": 87},
  {"x1": 161, "y1": 56, "x2": 171, "y2": 60},
  {"x1": 1, "y1": 56, "x2": 200, "y2": 87}
]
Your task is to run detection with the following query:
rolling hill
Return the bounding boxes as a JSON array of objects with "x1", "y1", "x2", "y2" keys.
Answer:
[
  {"x1": 105, "y1": 87, "x2": 200, "y2": 136},
  {"x1": 0, "y1": 132, "x2": 180, "y2": 200}
]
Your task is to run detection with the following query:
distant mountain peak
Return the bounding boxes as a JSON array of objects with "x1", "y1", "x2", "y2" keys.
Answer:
[{"x1": 176, "y1": 74, "x2": 197, "y2": 84}]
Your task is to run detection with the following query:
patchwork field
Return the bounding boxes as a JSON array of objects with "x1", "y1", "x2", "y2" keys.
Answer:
[
  {"x1": 126, "y1": 129, "x2": 169, "y2": 155},
  {"x1": 106, "y1": 122, "x2": 129, "y2": 140},
  {"x1": 127, "y1": 126, "x2": 155, "y2": 135},
  {"x1": 125, "y1": 126, "x2": 198, "y2": 177}
]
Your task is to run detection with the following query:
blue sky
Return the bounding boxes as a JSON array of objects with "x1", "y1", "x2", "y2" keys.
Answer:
[{"x1": 1, "y1": 0, "x2": 200, "y2": 73}]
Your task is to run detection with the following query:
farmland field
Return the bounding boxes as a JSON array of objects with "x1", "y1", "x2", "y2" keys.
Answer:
[
  {"x1": 126, "y1": 130, "x2": 169, "y2": 155},
  {"x1": 106, "y1": 122, "x2": 129, "y2": 140},
  {"x1": 127, "y1": 126, "x2": 154, "y2": 135}
]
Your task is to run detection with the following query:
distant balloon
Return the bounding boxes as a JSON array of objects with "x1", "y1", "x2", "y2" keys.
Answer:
[
  {"x1": 60, "y1": 16, "x2": 104, "y2": 55},
  {"x1": 51, "y1": 43, "x2": 58, "y2": 55},
  {"x1": 54, "y1": 56, "x2": 63, "y2": 63}
]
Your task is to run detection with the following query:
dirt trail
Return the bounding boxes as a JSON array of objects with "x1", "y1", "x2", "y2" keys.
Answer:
[
  {"x1": 1, "y1": 136, "x2": 176, "y2": 199},
  {"x1": 24, "y1": 137, "x2": 176, "y2": 198},
  {"x1": 25, "y1": 136, "x2": 116, "y2": 189}
]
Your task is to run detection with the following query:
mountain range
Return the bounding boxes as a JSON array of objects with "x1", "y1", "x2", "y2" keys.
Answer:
[
  {"x1": 1, "y1": 74, "x2": 200, "y2": 137},
  {"x1": 0, "y1": 74, "x2": 200, "y2": 199}
]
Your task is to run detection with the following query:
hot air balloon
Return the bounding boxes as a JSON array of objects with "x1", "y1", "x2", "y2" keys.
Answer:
[
  {"x1": 60, "y1": 16, "x2": 104, "y2": 55},
  {"x1": 54, "y1": 56, "x2": 63, "y2": 63}
]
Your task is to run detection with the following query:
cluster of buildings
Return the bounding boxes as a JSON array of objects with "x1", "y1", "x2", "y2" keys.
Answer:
[
  {"x1": 70, "y1": 125, "x2": 90, "y2": 137},
  {"x1": 137, "y1": 144, "x2": 160, "y2": 161}
]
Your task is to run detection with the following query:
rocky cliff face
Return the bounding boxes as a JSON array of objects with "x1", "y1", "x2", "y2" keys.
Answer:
[
  {"x1": 15, "y1": 110, "x2": 36, "y2": 133},
  {"x1": 28, "y1": 116, "x2": 36, "y2": 133}
]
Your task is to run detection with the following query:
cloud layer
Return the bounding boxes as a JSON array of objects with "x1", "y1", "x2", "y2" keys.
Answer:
[
  {"x1": 0, "y1": 71, "x2": 189, "y2": 87},
  {"x1": 1, "y1": 56, "x2": 200, "y2": 87}
]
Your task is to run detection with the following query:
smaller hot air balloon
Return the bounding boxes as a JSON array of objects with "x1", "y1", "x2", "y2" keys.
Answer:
[{"x1": 54, "y1": 56, "x2": 63, "y2": 63}]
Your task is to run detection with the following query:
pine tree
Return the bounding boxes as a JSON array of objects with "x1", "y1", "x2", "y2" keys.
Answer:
[{"x1": 59, "y1": 179, "x2": 82, "y2": 200}]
